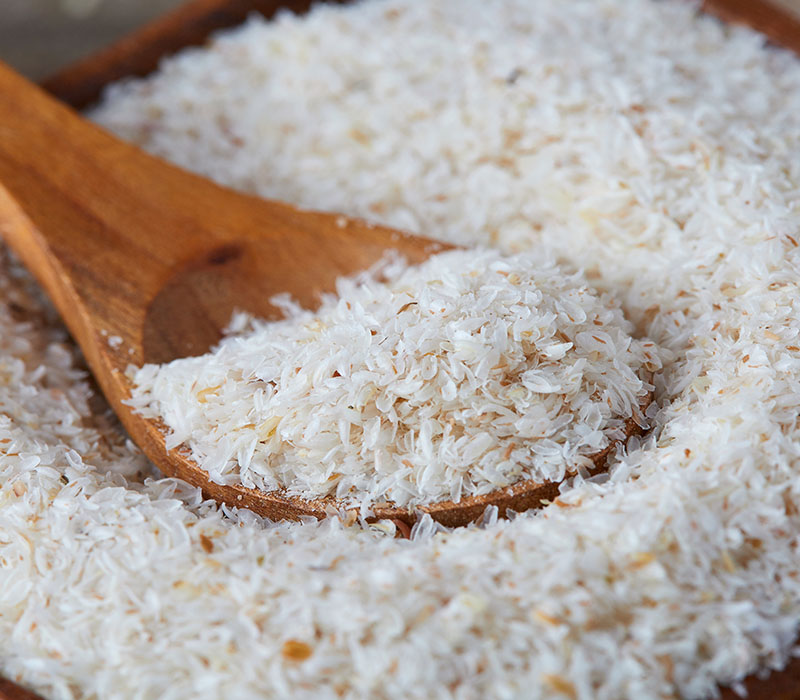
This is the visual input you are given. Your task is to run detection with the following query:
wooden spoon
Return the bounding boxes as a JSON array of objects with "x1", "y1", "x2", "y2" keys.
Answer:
[{"x1": 0, "y1": 61, "x2": 648, "y2": 527}]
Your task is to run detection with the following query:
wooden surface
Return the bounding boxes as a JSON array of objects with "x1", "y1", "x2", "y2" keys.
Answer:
[
  {"x1": 0, "y1": 678, "x2": 44, "y2": 700},
  {"x1": 704, "y1": 0, "x2": 800, "y2": 54},
  {"x1": 0, "y1": 0, "x2": 797, "y2": 698}
]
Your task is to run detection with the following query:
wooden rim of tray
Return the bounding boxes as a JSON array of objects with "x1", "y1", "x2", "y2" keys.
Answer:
[
  {"x1": 0, "y1": 2, "x2": 792, "y2": 700},
  {"x1": 39, "y1": 0, "x2": 800, "y2": 111}
]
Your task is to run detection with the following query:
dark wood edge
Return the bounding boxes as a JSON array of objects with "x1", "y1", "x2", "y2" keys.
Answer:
[
  {"x1": 30, "y1": 0, "x2": 800, "y2": 699},
  {"x1": 720, "y1": 659, "x2": 800, "y2": 700},
  {"x1": 703, "y1": 0, "x2": 800, "y2": 55},
  {"x1": 0, "y1": 678, "x2": 45, "y2": 700}
]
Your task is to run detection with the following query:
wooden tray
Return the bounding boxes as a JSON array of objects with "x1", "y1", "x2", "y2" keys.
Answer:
[{"x1": 2, "y1": 0, "x2": 800, "y2": 698}]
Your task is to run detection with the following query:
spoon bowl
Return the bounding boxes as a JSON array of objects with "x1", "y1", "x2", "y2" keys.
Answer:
[{"x1": 0, "y1": 61, "x2": 648, "y2": 527}]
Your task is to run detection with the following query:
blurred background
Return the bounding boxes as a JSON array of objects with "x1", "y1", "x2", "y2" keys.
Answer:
[
  {"x1": 0, "y1": 0, "x2": 184, "y2": 79},
  {"x1": 1, "y1": 0, "x2": 800, "y2": 80}
]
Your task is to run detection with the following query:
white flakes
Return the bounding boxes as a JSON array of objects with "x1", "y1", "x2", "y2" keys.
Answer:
[
  {"x1": 2, "y1": 1, "x2": 800, "y2": 699},
  {"x1": 129, "y1": 250, "x2": 654, "y2": 507}
]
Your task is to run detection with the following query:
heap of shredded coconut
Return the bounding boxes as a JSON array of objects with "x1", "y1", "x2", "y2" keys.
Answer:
[
  {"x1": 128, "y1": 250, "x2": 657, "y2": 506},
  {"x1": 2, "y1": 1, "x2": 800, "y2": 699}
]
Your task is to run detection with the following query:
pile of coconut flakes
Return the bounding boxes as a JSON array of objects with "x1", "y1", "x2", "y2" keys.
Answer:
[
  {"x1": 128, "y1": 250, "x2": 657, "y2": 507},
  {"x1": 2, "y1": 0, "x2": 800, "y2": 698}
]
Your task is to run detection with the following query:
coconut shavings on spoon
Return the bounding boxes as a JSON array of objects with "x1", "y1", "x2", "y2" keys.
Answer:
[{"x1": 127, "y1": 249, "x2": 659, "y2": 508}]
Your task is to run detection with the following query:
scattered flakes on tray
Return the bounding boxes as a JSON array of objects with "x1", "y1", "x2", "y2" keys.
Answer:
[
  {"x1": 128, "y1": 249, "x2": 657, "y2": 507},
  {"x1": 2, "y1": 0, "x2": 800, "y2": 698}
]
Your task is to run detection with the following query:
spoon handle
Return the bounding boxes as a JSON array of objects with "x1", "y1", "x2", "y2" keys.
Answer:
[
  {"x1": 0, "y1": 58, "x2": 192, "y2": 288},
  {"x1": 0, "y1": 60, "x2": 229, "y2": 367}
]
